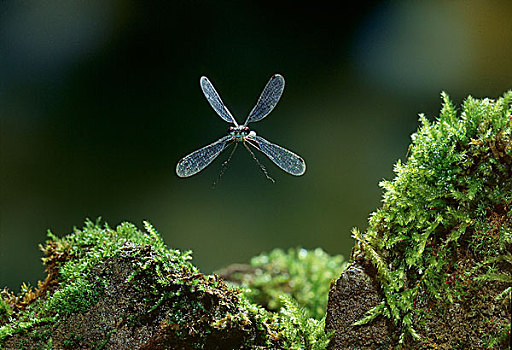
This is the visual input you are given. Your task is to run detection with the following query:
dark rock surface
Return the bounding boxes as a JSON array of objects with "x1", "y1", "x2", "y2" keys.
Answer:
[{"x1": 325, "y1": 261, "x2": 397, "y2": 349}]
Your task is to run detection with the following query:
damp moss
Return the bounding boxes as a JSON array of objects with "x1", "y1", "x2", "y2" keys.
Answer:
[
  {"x1": 352, "y1": 91, "x2": 512, "y2": 347},
  {"x1": 0, "y1": 220, "x2": 336, "y2": 349}
]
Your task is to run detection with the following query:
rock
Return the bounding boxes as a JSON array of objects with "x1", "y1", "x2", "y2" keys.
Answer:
[
  {"x1": 325, "y1": 92, "x2": 512, "y2": 348},
  {"x1": 325, "y1": 261, "x2": 397, "y2": 349}
]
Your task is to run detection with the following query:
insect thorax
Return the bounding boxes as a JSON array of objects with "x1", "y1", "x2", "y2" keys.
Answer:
[{"x1": 229, "y1": 125, "x2": 254, "y2": 140}]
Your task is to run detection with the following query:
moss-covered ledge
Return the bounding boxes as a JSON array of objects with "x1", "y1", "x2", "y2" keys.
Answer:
[
  {"x1": 326, "y1": 91, "x2": 512, "y2": 349},
  {"x1": 0, "y1": 220, "x2": 343, "y2": 349}
]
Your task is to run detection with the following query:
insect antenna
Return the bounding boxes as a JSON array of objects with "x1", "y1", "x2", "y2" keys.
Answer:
[
  {"x1": 211, "y1": 142, "x2": 237, "y2": 188},
  {"x1": 243, "y1": 141, "x2": 275, "y2": 183}
]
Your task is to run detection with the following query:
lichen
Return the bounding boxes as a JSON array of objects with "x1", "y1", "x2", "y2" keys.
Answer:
[{"x1": 352, "y1": 91, "x2": 512, "y2": 347}]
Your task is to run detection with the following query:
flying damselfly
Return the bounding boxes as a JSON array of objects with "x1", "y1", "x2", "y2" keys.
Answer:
[{"x1": 176, "y1": 74, "x2": 306, "y2": 181}]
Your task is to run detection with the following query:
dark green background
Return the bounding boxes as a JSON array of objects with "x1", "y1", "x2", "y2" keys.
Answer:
[{"x1": 2, "y1": 1, "x2": 512, "y2": 291}]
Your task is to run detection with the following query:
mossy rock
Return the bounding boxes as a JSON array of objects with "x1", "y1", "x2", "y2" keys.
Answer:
[
  {"x1": 0, "y1": 221, "x2": 340, "y2": 349},
  {"x1": 326, "y1": 92, "x2": 512, "y2": 349}
]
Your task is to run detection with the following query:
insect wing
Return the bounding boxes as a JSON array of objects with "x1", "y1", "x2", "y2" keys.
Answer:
[
  {"x1": 249, "y1": 135, "x2": 306, "y2": 176},
  {"x1": 200, "y1": 76, "x2": 238, "y2": 125},
  {"x1": 176, "y1": 135, "x2": 233, "y2": 177},
  {"x1": 244, "y1": 74, "x2": 285, "y2": 125}
]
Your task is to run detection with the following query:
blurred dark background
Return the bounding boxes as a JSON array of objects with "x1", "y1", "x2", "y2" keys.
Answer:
[{"x1": 1, "y1": 1, "x2": 512, "y2": 291}]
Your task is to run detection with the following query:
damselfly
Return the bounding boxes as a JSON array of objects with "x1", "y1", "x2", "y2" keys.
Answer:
[{"x1": 176, "y1": 74, "x2": 306, "y2": 181}]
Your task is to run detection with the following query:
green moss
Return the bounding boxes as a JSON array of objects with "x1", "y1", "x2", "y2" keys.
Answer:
[
  {"x1": 0, "y1": 297, "x2": 11, "y2": 323},
  {"x1": 0, "y1": 220, "x2": 194, "y2": 346},
  {"x1": 1, "y1": 220, "x2": 337, "y2": 349},
  {"x1": 217, "y1": 247, "x2": 345, "y2": 349},
  {"x1": 222, "y1": 247, "x2": 346, "y2": 320},
  {"x1": 278, "y1": 295, "x2": 334, "y2": 350},
  {"x1": 353, "y1": 91, "x2": 512, "y2": 345}
]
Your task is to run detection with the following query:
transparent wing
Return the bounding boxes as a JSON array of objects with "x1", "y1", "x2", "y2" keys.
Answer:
[
  {"x1": 176, "y1": 135, "x2": 233, "y2": 177},
  {"x1": 244, "y1": 74, "x2": 285, "y2": 125},
  {"x1": 248, "y1": 134, "x2": 306, "y2": 176},
  {"x1": 200, "y1": 76, "x2": 238, "y2": 126}
]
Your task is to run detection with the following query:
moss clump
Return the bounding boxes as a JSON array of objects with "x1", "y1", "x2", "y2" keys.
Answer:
[
  {"x1": 218, "y1": 247, "x2": 346, "y2": 350},
  {"x1": 1, "y1": 220, "x2": 336, "y2": 349},
  {"x1": 353, "y1": 91, "x2": 512, "y2": 347},
  {"x1": 219, "y1": 247, "x2": 347, "y2": 320}
]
